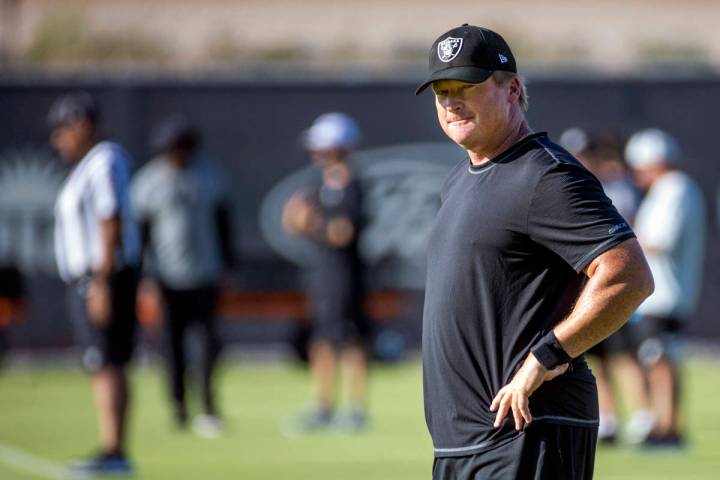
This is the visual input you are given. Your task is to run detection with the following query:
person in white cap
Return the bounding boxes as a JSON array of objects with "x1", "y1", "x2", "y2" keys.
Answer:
[
  {"x1": 625, "y1": 128, "x2": 706, "y2": 448},
  {"x1": 559, "y1": 128, "x2": 653, "y2": 445},
  {"x1": 282, "y1": 113, "x2": 370, "y2": 433}
]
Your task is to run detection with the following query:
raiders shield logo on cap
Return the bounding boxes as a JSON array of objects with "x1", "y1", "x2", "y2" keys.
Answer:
[{"x1": 437, "y1": 37, "x2": 463, "y2": 63}]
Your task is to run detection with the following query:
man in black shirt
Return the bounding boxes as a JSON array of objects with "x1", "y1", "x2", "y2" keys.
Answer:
[
  {"x1": 282, "y1": 113, "x2": 370, "y2": 433},
  {"x1": 416, "y1": 25, "x2": 654, "y2": 479}
]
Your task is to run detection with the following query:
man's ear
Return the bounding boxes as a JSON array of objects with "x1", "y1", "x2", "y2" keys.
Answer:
[
  {"x1": 73, "y1": 117, "x2": 95, "y2": 138},
  {"x1": 508, "y1": 77, "x2": 521, "y2": 103}
]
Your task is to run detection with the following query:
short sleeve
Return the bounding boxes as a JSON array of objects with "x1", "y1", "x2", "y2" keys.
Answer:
[
  {"x1": 527, "y1": 162, "x2": 635, "y2": 272},
  {"x1": 636, "y1": 179, "x2": 689, "y2": 252},
  {"x1": 130, "y1": 167, "x2": 151, "y2": 222},
  {"x1": 87, "y1": 153, "x2": 121, "y2": 220}
]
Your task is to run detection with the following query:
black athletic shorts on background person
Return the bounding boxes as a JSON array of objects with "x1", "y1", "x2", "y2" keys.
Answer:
[
  {"x1": 67, "y1": 268, "x2": 139, "y2": 372},
  {"x1": 432, "y1": 423, "x2": 598, "y2": 480},
  {"x1": 586, "y1": 320, "x2": 637, "y2": 357},
  {"x1": 308, "y1": 262, "x2": 371, "y2": 346},
  {"x1": 160, "y1": 284, "x2": 219, "y2": 329},
  {"x1": 634, "y1": 315, "x2": 683, "y2": 365}
]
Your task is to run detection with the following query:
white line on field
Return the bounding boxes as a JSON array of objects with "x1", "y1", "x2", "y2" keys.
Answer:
[{"x1": 0, "y1": 443, "x2": 66, "y2": 479}]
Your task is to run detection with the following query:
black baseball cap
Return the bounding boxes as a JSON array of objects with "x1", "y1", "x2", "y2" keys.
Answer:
[
  {"x1": 150, "y1": 115, "x2": 200, "y2": 154},
  {"x1": 415, "y1": 24, "x2": 517, "y2": 95},
  {"x1": 47, "y1": 91, "x2": 100, "y2": 129}
]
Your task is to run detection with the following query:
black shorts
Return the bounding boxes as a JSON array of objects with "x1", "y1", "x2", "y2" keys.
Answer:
[
  {"x1": 310, "y1": 287, "x2": 371, "y2": 346},
  {"x1": 432, "y1": 424, "x2": 597, "y2": 480},
  {"x1": 308, "y1": 265, "x2": 371, "y2": 346},
  {"x1": 160, "y1": 284, "x2": 219, "y2": 328},
  {"x1": 67, "y1": 268, "x2": 139, "y2": 372},
  {"x1": 634, "y1": 315, "x2": 683, "y2": 365},
  {"x1": 587, "y1": 320, "x2": 637, "y2": 357}
]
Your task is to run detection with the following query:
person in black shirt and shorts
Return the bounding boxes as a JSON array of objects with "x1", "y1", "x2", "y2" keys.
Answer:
[
  {"x1": 282, "y1": 113, "x2": 370, "y2": 433},
  {"x1": 416, "y1": 25, "x2": 655, "y2": 479}
]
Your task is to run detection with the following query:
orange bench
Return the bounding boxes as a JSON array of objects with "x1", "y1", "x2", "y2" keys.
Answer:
[{"x1": 137, "y1": 289, "x2": 407, "y2": 330}]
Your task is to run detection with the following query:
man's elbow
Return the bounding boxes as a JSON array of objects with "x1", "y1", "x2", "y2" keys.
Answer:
[
  {"x1": 621, "y1": 239, "x2": 655, "y2": 301},
  {"x1": 633, "y1": 263, "x2": 655, "y2": 302}
]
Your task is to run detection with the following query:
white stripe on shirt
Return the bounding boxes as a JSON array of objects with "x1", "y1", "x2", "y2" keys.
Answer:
[{"x1": 54, "y1": 141, "x2": 140, "y2": 282}]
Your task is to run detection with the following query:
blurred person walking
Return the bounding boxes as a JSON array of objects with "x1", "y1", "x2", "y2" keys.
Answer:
[
  {"x1": 560, "y1": 128, "x2": 653, "y2": 445},
  {"x1": 49, "y1": 92, "x2": 140, "y2": 475},
  {"x1": 0, "y1": 266, "x2": 24, "y2": 367},
  {"x1": 625, "y1": 128, "x2": 706, "y2": 448},
  {"x1": 416, "y1": 24, "x2": 654, "y2": 479},
  {"x1": 282, "y1": 113, "x2": 370, "y2": 434},
  {"x1": 132, "y1": 116, "x2": 234, "y2": 438}
]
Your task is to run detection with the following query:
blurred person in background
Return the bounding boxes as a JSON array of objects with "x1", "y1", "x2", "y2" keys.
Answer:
[
  {"x1": 560, "y1": 128, "x2": 640, "y2": 222},
  {"x1": 49, "y1": 92, "x2": 140, "y2": 475},
  {"x1": 282, "y1": 113, "x2": 370, "y2": 433},
  {"x1": 0, "y1": 266, "x2": 25, "y2": 367},
  {"x1": 560, "y1": 128, "x2": 653, "y2": 445},
  {"x1": 625, "y1": 128, "x2": 706, "y2": 448},
  {"x1": 132, "y1": 116, "x2": 234, "y2": 438}
]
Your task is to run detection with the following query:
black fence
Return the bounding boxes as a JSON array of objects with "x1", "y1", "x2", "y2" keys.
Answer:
[{"x1": 1, "y1": 75, "x2": 718, "y2": 347}]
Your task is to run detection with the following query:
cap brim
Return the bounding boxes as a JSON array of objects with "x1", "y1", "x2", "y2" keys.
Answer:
[{"x1": 414, "y1": 66, "x2": 494, "y2": 95}]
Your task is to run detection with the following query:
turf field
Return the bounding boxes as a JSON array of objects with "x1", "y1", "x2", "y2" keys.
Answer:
[{"x1": 1, "y1": 357, "x2": 719, "y2": 479}]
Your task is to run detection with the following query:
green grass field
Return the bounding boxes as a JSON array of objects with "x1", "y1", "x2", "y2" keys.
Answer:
[{"x1": 1, "y1": 357, "x2": 719, "y2": 480}]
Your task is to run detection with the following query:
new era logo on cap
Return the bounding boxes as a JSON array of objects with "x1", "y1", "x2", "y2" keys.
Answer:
[
  {"x1": 438, "y1": 37, "x2": 463, "y2": 62},
  {"x1": 499, "y1": 54, "x2": 508, "y2": 64}
]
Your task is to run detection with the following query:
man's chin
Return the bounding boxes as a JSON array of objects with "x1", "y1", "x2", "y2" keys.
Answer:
[
  {"x1": 446, "y1": 128, "x2": 479, "y2": 147},
  {"x1": 453, "y1": 137, "x2": 481, "y2": 151}
]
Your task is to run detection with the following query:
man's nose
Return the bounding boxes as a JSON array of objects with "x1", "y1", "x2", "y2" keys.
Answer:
[{"x1": 442, "y1": 95, "x2": 463, "y2": 111}]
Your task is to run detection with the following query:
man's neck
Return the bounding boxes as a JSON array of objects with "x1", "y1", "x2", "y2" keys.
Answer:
[
  {"x1": 468, "y1": 120, "x2": 533, "y2": 167},
  {"x1": 168, "y1": 154, "x2": 192, "y2": 170},
  {"x1": 74, "y1": 138, "x2": 99, "y2": 164},
  {"x1": 651, "y1": 165, "x2": 675, "y2": 184}
]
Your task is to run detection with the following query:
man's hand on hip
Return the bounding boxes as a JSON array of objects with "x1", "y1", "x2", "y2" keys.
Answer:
[{"x1": 490, "y1": 353, "x2": 568, "y2": 431}]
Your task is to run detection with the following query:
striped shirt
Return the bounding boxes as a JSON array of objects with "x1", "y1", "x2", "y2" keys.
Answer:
[{"x1": 54, "y1": 141, "x2": 140, "y2": 283}]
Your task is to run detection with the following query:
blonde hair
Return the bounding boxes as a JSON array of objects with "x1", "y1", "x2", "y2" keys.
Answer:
[{"x1": 492, "y1": 71, "x2": 529, "y2": 112}]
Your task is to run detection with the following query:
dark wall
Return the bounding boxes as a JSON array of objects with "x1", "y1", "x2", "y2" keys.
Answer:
[
  {"x1": 0, "y1": 76, "x2": 718, "y2": 342},
  {"x1": 1, "y1": 80, "x2": 451, "y2": 257}
]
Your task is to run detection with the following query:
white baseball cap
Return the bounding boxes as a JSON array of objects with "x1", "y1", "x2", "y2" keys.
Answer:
[
  {"x1": 625, "y1": 128, "x2": 680, "y2": 169},
  {"x1": 303, "y1": 112, "x2": 361, "y2": 151},
  {"x1": 558, "y1": 127, "x2": 590, "y2": 155}
]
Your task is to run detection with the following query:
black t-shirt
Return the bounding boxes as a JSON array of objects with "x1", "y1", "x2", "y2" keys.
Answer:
[
  {"x1": 422, "y1": 132, "x2": 634, "y2": 458},
  {"x1": 306, "y1": 174, "x2": 364, "y2": 297}
]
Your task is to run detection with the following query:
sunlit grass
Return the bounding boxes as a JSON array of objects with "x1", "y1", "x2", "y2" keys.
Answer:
[{"x1": 0, "y1": 357, "x2": 719, "y2": 479}]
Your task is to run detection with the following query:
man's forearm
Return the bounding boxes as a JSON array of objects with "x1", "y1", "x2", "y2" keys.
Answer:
[
  {"x1": 97, "y1": 216, "x2": 121, "y2": 277},
  {"x1": 553, "y1": 239, "x2": 654, "y2": 358}
]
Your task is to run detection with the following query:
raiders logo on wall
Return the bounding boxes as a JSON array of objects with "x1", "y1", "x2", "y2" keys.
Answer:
[{"x1": 259, "y1": 142, "x2": 464, "y2": 289}]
